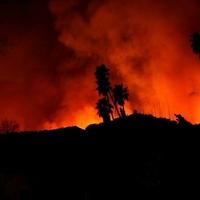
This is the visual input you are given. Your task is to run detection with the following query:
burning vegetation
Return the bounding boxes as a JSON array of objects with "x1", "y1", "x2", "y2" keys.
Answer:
[{"x1": 0, "y1": 0, "x2": 200, "y2": 130}]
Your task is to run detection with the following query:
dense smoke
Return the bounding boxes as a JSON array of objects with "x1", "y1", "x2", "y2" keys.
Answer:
[
  {"x1": 0, "y1": 1, "x2": 66, "y2": 130},
  {"x1": 49, "y1": 0, "x2": 200, "y2": 124},
  {"x1": 0, "y1": 0, "x2": 200, "y2": 130}
]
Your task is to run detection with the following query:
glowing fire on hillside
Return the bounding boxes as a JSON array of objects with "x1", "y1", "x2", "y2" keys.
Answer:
[{"x1": 0, "y1": 0, "x2": 200, "y2": 130}]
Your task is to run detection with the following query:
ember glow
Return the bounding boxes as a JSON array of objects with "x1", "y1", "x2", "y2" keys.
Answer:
[{"x1": 0, "y1": 0, "x2": 200, "y2": 130}]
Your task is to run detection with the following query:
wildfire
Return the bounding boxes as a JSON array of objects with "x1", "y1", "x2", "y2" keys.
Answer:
[{"x1": 0, "y1": 0, "x2": 200, "y2": 130}]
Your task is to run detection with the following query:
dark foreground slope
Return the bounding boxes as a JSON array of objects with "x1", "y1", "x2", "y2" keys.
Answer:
[{"x1": 0, "y1": 113, "x2": 199, "y2": 199}]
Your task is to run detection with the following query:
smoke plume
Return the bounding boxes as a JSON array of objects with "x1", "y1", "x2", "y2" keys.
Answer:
[{"x1": 1, "y1": 0, "x2": 200, "y2": 130}]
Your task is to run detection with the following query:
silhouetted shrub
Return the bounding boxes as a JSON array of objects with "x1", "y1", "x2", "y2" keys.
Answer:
[{"x1": 0, "y1": 120, "x2": 19, "y2": 134}]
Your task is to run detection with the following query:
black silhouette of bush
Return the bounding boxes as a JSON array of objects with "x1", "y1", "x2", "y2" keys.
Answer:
[{"x1": 0, "y1": 119, "x2": 19, "y2": 134}]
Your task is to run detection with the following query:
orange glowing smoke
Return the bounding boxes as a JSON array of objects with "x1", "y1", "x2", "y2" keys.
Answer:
[
  {"x1": 49, "y1": 0, "x2": 200, "y2": 126},
  {"x1": 0, "y1": 0, "x2": 200, "y2": 130}
]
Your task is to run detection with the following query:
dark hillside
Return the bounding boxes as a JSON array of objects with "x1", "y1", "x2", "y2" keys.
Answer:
[{"x1": 0, "y1": 113, "x2": 199, "y2": 199}]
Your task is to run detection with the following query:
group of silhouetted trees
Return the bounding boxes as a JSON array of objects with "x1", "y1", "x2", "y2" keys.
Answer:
[
  {"x1": 95, "y1": 64, "x2": 129, "y2": 123},
  {"x1": 94, "y1": 32, "x2": 200, "y2": 124}
]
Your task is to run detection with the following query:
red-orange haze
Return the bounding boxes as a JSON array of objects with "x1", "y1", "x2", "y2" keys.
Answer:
[{"x1": 0, "y1": 0, "x2": 200, "y2": 130}]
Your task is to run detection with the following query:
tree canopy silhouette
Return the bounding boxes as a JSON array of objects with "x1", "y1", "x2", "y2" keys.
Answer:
[
  {"x1": 95, "y1": 64, "x2": 111, "y2": 96},
  {"x1": 95, "y1": 64, "x2": 117, "y2": 119},
  {"x1": 95, "y1": 65, "x2": 129, "y2": 122},
  {"x1": 113, "y1": 84, "x2": 129, "y2": 117},
  {"x1": 191, "y1": 32, "x2": 200, "y2": 57},
  {"x1": 96, "y1": 98, "x2": 113, "y2": 123}
]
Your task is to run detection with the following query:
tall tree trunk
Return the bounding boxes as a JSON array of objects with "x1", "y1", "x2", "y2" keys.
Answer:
[
  {"x1": 108, "y1": 90, "x2": 121, "y2": 118},
  {"x1": 106, "y1": 94, "x2": 114, "y2": 120},
  {"x1": 103, "y1": 113, "x2": 111, "y2": 123},
  {"x1": 122, "y1": 104, "x2": 126, "y2": 117}
]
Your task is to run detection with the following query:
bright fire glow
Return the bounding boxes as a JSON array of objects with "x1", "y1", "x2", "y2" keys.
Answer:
[{"x1": 1, "y1": 0, "x2": 200, "y2": 130}]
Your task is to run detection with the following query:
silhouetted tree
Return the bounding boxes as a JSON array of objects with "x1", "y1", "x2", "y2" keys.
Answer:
[
  {"x1": 191, "y1": 32, "x2": 200, "y2": 57},
  {"x1": 96, "y1": 98, "x2": 113, "y2": 123},
  {"x1": 113, "y1": 84, "x2": 129, "y2": 117},
  {"x1": 95, "y1": 65, "x2": 111, "y2": 96},
  {"x1": 0, "y1": 120, "x2": 19, "y2": 134},
  {"x1": 95, "y1": 64, "x2": 120, "y2": 118}
]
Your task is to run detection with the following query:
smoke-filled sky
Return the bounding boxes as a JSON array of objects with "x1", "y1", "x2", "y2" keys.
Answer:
[{"x1": 0, "y1": 0, "x2": 200, "y2": 130}]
